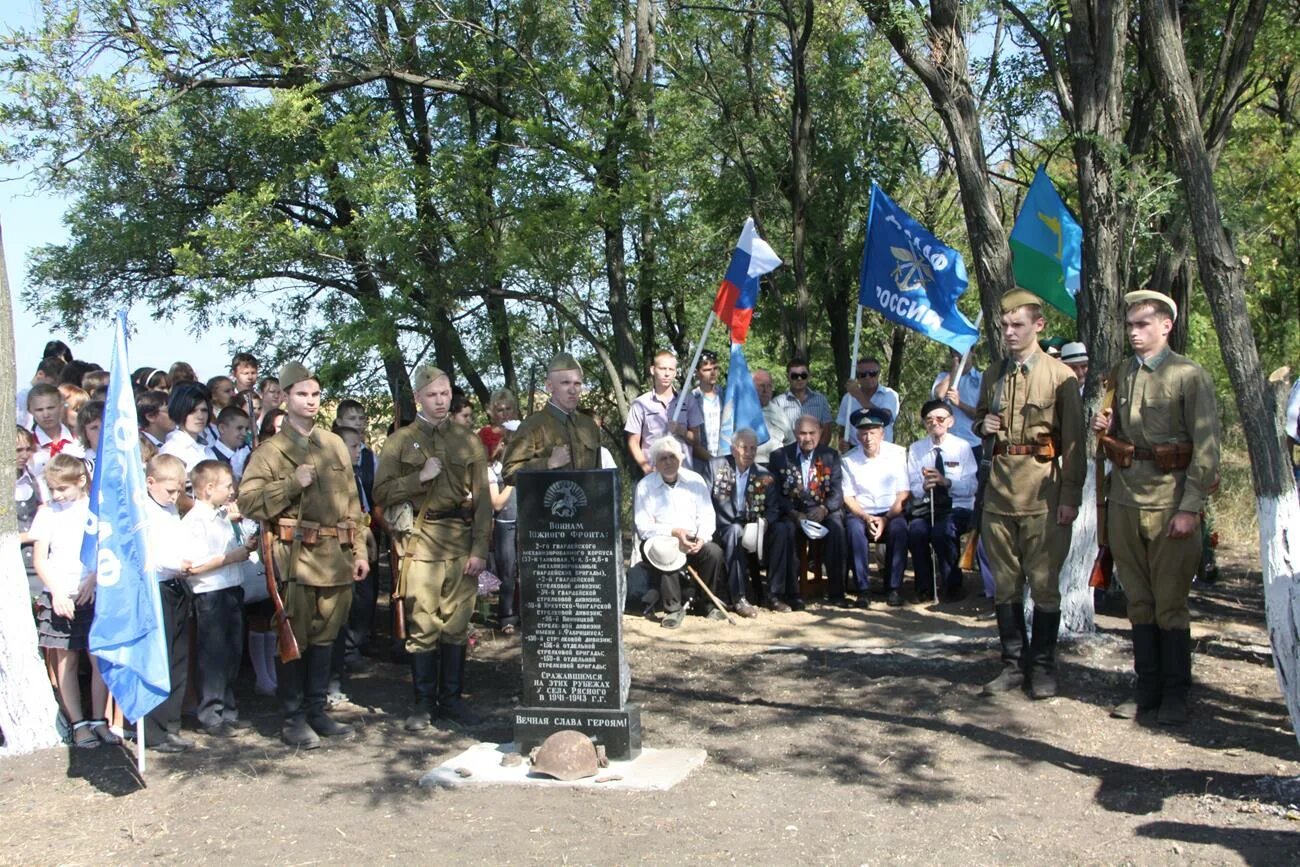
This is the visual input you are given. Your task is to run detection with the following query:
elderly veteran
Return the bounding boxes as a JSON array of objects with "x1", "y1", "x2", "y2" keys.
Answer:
[
  {"x1": 374, "y1": 364, "x2": 492, "y2": 731},
  {"x1": 239, "y1": 361, "x2": 369, "y2": 749},
  {"x1": 708, "y1": 428, "x2": 771, "y2": 618},
  {"x1": 906, "y1": 399, "x2": 978, "y2": 602},
  {"x1": 841, "y1": 407, "x2": 910, "y2": 607},
  {"x1": 633, "y1": 437, "x2": 726, "y2": 629}
]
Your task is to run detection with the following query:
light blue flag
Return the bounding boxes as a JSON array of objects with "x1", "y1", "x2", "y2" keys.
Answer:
[
  {"x1": 719, "y1": 342, "x2": 769, "y2": 456},
  {"x1": 858, "y1": 184, "x2": 980, "y2": 354},
  {"x1": 87, "y1": 312, "x2": 170, "y2": 723}
]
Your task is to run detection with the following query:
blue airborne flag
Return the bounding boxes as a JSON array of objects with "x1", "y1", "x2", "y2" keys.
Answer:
[
  {"x1": 858, "y1": 184, "x2": 980, "y2": 354},
  {"x1": 87, "y1": 312, "x2": 169, "y2": 723},
  {"x1": 718, "y1": 342, "x2": 769, "y2": 456}
]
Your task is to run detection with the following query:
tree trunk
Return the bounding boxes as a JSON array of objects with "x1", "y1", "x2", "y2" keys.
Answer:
[
  {"x1": 783, "y1": 0, "x2": 814, "y2": 361},
  {"x1": 1140, "y1": 0, "x2": 1300, "y2": 745},
  {"x1": 0, "y1": 220, "x2": 64, "y2": 754}
]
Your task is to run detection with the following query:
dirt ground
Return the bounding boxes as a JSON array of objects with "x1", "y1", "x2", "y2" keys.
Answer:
[{"x1": 1, "y1": 543, "x2": 1298, "y2": 866}]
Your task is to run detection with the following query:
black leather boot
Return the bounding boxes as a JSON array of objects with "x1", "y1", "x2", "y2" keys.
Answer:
[
  {"x1": 403, "y1": 651, "x2": 439, "y2": 732},
  {"x1": 1111, "y1": 624, "x2": 1162, "y2": 719},
  {"x1": 436, "y1": 643, "x2": 484, "y2": 728},
  {"x1": 277, "y1": 657, "x2": 319, "y2": 749},
  {"x1": 1028, "y1": 607, "x2": 1061, "y2": 699},
  {"x1": 981, "y1": 603, "x2": 1027, "y2": 695},
  {"x1": 305, "y1": 645, "x2": 354, "y2": 737},
  {"x1": 1157, "y1": 627, "x2": 1192, "y2": 726}
]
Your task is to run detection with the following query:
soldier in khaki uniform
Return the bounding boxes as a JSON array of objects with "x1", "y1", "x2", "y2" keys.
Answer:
[
  {"x1": 374, "y1": 365, "x2": 492, "y2": 730},
  {"x1": 975, "y1": 290, "x2": 1085, "y2": 699},
  {"x1": 1093, "y1": 290, "x2": 1219, "y2": 725},
  {"x1": 239, "y1": 362, "x2": 368, "y2": 749},
  {"x1": 500, "y1": 352, "x2": 603, "y2": 484}
]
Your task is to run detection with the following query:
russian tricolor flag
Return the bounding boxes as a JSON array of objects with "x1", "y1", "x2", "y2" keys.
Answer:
[{"x1": 711, "y1": 218, "x2": 782, "y2": 344}]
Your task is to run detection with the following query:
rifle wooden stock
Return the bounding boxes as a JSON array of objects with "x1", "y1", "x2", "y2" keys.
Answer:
[
  {"x1": 389, "y1": 532, "x2": 407, "y2": 641},
  {"x1": 959, "y1": 529, "x2": 978, "y2": 570},
  {"x1": 261, "y1": 526, "x2": 301, "y2": 662},
  {"x1": 1089, "y1": 544, "x2": 1113, "y2": 589}
]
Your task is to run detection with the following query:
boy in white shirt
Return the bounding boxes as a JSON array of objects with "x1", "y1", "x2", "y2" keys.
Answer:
[
  {"x1": 212, "y1": 406, "x2": 252, "y2": 481},
  {"x1": 181, "y1": 459, "x2": 258, "y2": 738},
  {"x1": 141, "y1": 454, "x2": 195, "y2": 753}
]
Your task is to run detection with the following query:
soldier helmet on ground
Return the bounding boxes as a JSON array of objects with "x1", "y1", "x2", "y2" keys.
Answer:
[{"x1": 530, "y1": 730, "x2": 605, "y2": 781}]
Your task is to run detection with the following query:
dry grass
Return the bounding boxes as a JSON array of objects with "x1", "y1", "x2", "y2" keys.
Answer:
[{"x1": 1212, "y1": 435, "x2": 1262, "y2": 548}]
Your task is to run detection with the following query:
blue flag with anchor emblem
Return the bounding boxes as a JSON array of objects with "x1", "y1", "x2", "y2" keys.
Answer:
[{"x1": 858, "y1": 184, "x2": 980, "y2": 354}]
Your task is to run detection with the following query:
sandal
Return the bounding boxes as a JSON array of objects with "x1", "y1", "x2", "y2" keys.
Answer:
[
  {"x1": 71, "y1": 720, "x2": 100, "y2": 749},
  {"x1": 89, "y1": 719, "x2": 122, "y2": 746}
]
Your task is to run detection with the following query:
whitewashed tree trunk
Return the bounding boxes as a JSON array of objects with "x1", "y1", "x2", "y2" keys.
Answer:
[
  {"x1": 0, "y1": 219, "x2": 63, "y2": 754},
  {"x1": 1059, "y1": 470, "x2": 1098, "y2": 634},
  {"x1": 1257, "y1": 495, "x2": 1300, "y2": 741}
]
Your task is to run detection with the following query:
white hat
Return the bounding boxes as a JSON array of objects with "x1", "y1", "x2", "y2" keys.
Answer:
[
  {"x1": 644, "y1": 535, "x2": 687, "y2": 572},
  {"x1": 1060, "y1": 342, "x2": 1089, "y2": 364},
  {"x1": 800, "y1": 519, "x2": 828, "y2": 540},
  {"x1": 741, "y1": 522, "x2": 762, "y2": 553}
]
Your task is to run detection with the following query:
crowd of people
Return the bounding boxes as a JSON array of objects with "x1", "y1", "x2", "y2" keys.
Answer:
[{"x1": 13, "y1": 284, "x2": 1220, "y2": 756}]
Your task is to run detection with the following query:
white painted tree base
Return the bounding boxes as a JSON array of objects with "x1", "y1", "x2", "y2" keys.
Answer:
[
  {"x1": 1258, "y1": 494, "x2": 1300, "y2": 748},
  {"x1": 0, "y1": 534, "x2": 62, "y2": 755}
]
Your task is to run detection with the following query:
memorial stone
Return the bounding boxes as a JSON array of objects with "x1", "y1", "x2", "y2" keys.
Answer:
[{"x1": 513, "y1": 468, "x2": 642, "y2": 759}]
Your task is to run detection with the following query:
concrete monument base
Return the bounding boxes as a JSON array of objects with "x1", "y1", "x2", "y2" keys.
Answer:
[{"x1": 418, "y1": 741, "x2": 706, "y2": 791}]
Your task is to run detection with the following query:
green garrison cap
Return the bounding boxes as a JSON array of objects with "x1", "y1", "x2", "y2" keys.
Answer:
[
  {"x1": 548, "y1": 352, "x2": 583, "y2": 375},
  {"x1": 412, "y1": 364, "x2": 449, "y2": 393},
  {"x1": 278, "y1": 361, "x2": 315, "y2": 391},
  {"x1": 1000, "y1": 288, "x2": 1044, "y2": 313}
]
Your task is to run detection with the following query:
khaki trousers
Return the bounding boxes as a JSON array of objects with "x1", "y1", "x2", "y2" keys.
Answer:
[
  {"x1": 981, "y1": 510, "x2": 1071, "y2": 611},
  {"x1": 403, "y1": 556, "x2": 477, "y2": 652},
  {"x1": 282, "y1": 583, "x2": 353, "y2": 649},
  {"x1": 1108, "y1": 503, "x2": 1200, "y2": 629}
]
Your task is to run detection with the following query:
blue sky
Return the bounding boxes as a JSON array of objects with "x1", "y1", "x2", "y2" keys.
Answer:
[{"x1": 3, "y1": 0, "x2": 245, "y2": 385}]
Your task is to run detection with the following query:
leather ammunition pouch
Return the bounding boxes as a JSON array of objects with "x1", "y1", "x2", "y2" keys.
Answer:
[
  {"x1": 275, "y1": 518, "x2": 357, "y2": 546},
  {"x1": 1151, "y1": 441, "x2": 1193, "y2": 472},
  {"x1": 1100, "y1": 435, "x2": 1135, "y2": 469},
  {"x1": 994, "y1": 435, "x2": 1058, "y2": 461}
]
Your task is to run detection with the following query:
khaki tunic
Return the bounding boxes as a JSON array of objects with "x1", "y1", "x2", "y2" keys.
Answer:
[
  {"x1": 974, "y1": 351, "x2": 1086, "y2": 515},
  {"x1": 373, "y1": 415, "x2": 491, "y2": 649},
  {"x1": 500, "y1": 403, "x2": 602, "y2": 485},
  {"x1": 1105, "y1": 350, "x2": 1220, "y2": 513},
  {"x1": 239, "y1": 424, "x2": 365, "y2": 588}
]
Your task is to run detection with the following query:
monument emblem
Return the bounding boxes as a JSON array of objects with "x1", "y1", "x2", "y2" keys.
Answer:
[{"x1": 542, "y1": 480, "x2": 587, "y2": 518}]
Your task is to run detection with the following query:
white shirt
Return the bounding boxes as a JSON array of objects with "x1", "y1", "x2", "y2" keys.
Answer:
[
  {"x1": 837, "y1": 386, "x2": 901, "y2": 443},
  {"x1": 633, "y1": 467, "x2": 715, "y2": 541},
  {"x1": 907, "y1": 435, "x2": 978, "y2": 511},
  {"x1": 757, "y1": 402, "x2": 793, "y2": 467},
  {"x1": 841, "y1": 441, "x2": 909, "y2": 513},
  {"x1": 693, "y1": 387, "x2": 723, "y2": 455},
  {"x1": 28, "y1": 497, "x2": 91, "y2": 596},
  {"x1": 144, "y1": 495, "x2": 187, "y2": 582},
  {"x1": 180, "y1": 500, "x2": 243, "y2": 593},
  {"x1": 29, "y1": 424, "x2": 84, "y2": 502},
  {"x1": 931, "y1": 367, "x2": 984, "y2": 449},
  {"x1": 211, "y1": 440, "x2": 251, "y2": 481},
  {"x1": 161, "y1": 429, "x2": 216, "y2": 474}
]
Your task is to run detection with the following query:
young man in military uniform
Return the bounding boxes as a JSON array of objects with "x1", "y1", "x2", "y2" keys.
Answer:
[
  {"x1": 975, "y1": 289, "x2": 1085, "y2": 699},
  {"x1": 1093, "y1": 290, "x2": 1219, "y2": 725},
  {"x1": 500, "y1": 352, "x2": 603, "y2": 483},
  {"x1": 374, "y1": 365, "x2": 492, "y2": 730},
  {"x1": 239, "y1": 362, "x2": 369, "y2": 749}
]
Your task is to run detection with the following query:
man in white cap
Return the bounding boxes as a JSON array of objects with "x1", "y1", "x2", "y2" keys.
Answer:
[
  {"x1": 1092, "y1": 289, "x2": 1219, "y2": 726},
  {"x1": 1060, "y1": 342, "x2": 1089, "y2": 394}
]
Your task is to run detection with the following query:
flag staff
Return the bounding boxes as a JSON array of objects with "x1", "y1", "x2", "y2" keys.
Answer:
[
  {"x1": 672, "y1": 312, "x2": 717, "y2": 424},
  {"x1": 849, "y1": 302, "x2": 864, "y2": 382}
]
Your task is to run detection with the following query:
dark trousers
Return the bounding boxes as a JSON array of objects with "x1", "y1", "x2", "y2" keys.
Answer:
[
  {"x1": 643, "y1": 539, "x2": 725, "y2": 613},
  {"x1": 766, "y1": 514, "x2": 848, "y2": 600},
  {"x1": 343, "y1": 561, "x2": 378, "y2": 662},
  {"x1": 193, "y1": 585, "x2": 245, "y2": 729},
  {"x1": 715, "y1": 520, "x2": 755, "y2": 606},
  {"x1": 494, "y1": 520, "x2": 519, "y2": 625},
  {"x1": 908, "y1": 508, "x2": 972, "y2": 595},
  {"x1": 143, "y1": 579, "x2": 192, "y2": 741},
  {"x1": 846, "y1": 513, "x2": 909, "y2": 591}
]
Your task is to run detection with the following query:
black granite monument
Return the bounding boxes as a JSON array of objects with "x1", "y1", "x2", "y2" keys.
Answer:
[{"x1": 513, "y1": 468, "x2": 642, "y2": 759}]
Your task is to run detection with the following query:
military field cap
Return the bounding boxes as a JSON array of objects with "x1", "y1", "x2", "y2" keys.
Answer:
[
  {"x1": 1124, "y1": 289, "x2": 1178, "y2": 321},
  {"x1": 1060, "y1": 341, "x2": 1089, "y2": 364},
  {"x1": 851, "y1": 406, "x2": 892, "y2": 429},
  {"x1": 919, "y1": 399, "x2": 950, "y2": 420},
  {"x1": 278, "y1": 361, "x2": 315, "y2": 391},
  {"x1": 548, "y1": 351, "x2": 583, "y2": 375},
  {"x1": 412, "y1": 364, "x2": 448, "y2": 393},
  {"x1": 1001, "y1": 288, "x2": 1044, "y2": 312}
]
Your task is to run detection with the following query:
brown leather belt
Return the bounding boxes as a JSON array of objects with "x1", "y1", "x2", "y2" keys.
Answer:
[
  {"x1": 273, "y1": 519, "x2": 356, "y2": 545},
  {"x1": 423, "y1": 507, "x2": 474, "y2": 523},
  {"x1": 993, "y1": 443, "x2": 1038, "y2": 456},
  {"x1": 1132, "y1": 448, "x2": 1156, "y2": 461}
]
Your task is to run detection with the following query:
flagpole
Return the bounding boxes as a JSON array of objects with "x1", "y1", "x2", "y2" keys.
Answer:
[
  {"x1": 849, "y1": 303, "x2": 863, "y2": 381},
  {"x1": 673, "y1": 312, "x2": 717, "y2": 423}
]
